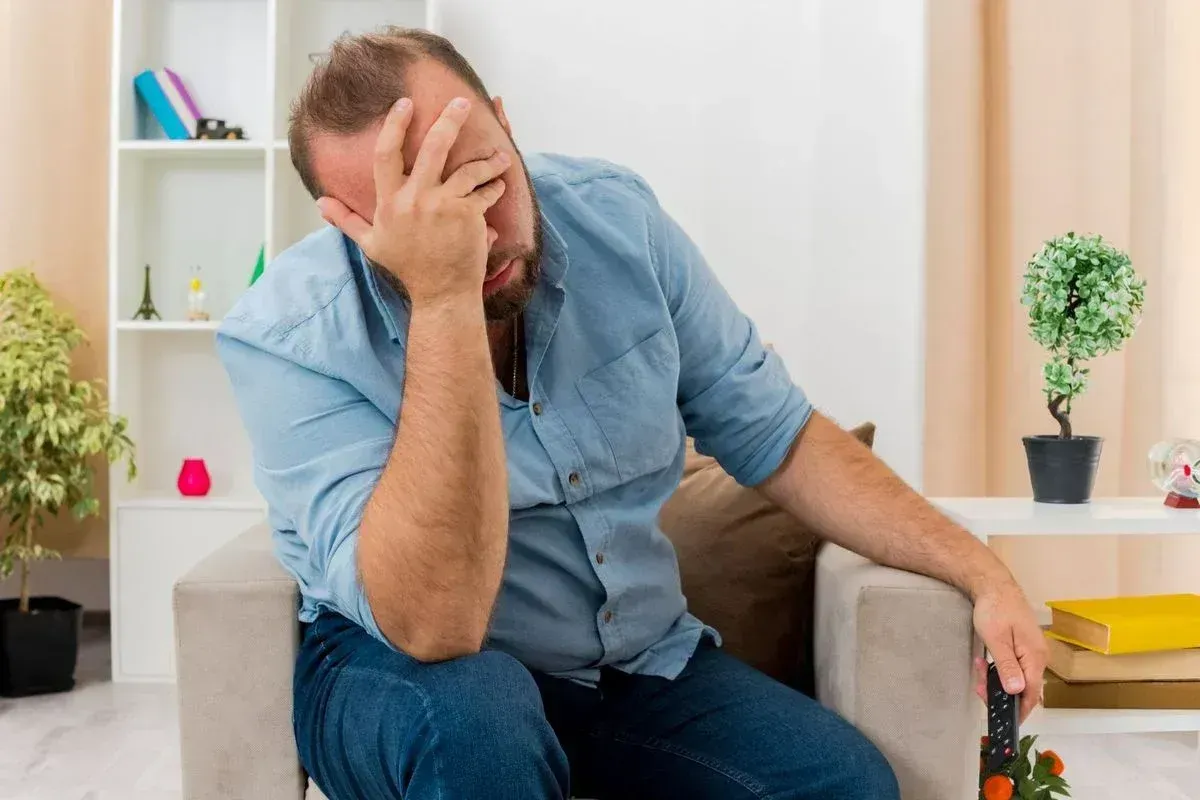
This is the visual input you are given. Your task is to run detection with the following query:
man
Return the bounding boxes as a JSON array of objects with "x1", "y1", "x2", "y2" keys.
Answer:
[{"x1": 218, "y1": 27, "x2": 1046, "y2": 800}]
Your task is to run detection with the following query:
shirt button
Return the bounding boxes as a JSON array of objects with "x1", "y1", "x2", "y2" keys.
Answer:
[
  {"x1": 595, "y1": 552, "x2": 605, "y2": 565},
  {"x1": 568, "y1": 471, "x2": 581, "y2": 486},
  {"x1": 603, "y1": 610, "x2": 614, "y2": 624},
  {"x1": 532, "y1": 402, "x2": 543, "y2": 416}
]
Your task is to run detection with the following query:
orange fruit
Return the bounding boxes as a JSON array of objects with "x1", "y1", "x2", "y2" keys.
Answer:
[
  {"x1": 1040, "y1": 749, "x2": 1065, "y2": 777},
  {"x1": 982, "y1": 775, "x2": 1014, "y2": 800}
]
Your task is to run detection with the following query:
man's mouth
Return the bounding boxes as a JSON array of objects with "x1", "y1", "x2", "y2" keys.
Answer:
[{"x1": 483, "y1": 258, "x2": 517, "y2": 294}]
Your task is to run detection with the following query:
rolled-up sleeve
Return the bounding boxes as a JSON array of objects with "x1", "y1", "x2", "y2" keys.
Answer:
[
  {"x1": 642, "y1": 187, "x2": 813, "y2": 486},
  {"x1": 216, "y1": 330, "x2": 393, "y2": 642}
]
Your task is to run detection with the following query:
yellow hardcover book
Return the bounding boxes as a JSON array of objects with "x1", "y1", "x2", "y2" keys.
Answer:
[
  {"x1": 1044, "y1": 672, "x2": 1200, "y2": 709},
  {"x1": 1046, "y1": 594, "x2": 1200, "y2": 655},
  {"x1": 1044, "y1": 630, "x2": 1200, "y2": 682}
]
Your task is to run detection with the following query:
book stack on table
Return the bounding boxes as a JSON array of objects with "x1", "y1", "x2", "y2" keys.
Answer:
[{"x1": 1044, "y1": 594, "x2": 1200, "y2": 709}]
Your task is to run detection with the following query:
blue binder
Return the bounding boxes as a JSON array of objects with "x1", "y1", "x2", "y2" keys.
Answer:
[{"x1": 133, "y1": 69, "x2": 190, "y2": 140}]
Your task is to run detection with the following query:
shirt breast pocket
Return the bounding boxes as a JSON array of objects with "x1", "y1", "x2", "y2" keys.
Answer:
[{"x1": 577, "y1": 327, "x2": 682, "y2": 484}]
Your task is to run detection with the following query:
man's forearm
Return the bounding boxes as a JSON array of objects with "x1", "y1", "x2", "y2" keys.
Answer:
[
  {"x1": 758, "y1": 411, "x2": 1014, "y2": 601},
  {"x1": 358, "y1": 298, "x2": 508, "y2": 661}
]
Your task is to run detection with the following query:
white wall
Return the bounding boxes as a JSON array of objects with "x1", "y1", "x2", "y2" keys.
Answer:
[{"x1": 440, "y1": 0, "x2": 928, "y2": 487}]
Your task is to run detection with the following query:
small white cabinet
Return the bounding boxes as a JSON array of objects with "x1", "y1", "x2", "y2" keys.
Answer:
[{"x1": 113, "y1": 503, "x2": 264, "y2": 681}]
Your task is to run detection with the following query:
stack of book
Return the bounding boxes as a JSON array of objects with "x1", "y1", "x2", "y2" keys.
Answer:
[
  {"x1": 133, "y1": 68, "x2": 203, "y2": 140},
  {"x1": 1044, "y1": 593, "x2": 1200, "y2": 709}
]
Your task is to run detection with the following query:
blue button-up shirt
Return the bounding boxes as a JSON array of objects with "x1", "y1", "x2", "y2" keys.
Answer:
[{"x1": 217, "y1": 153, "x2": 812, "y2": 682}]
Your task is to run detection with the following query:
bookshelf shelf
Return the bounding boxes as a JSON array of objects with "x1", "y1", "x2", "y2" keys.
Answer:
[
  {"x1": 108, "y1": 0, "x2": 438, "y2": 682},
  {"x1": 116, "y1": 320, "x2": 223, "y2": 331},
  {"x1": 117, "y1": 493, "x2": 266, "y2": 512},
  {"x1": 932, "y1": 497, "x2": 1200, "y2": 538},
  {"x1": 118, "y1": 139, "x2": 270, "y2": 158},
  {"x1": 1025, "y1": 707, "x2": 1200, "y2": 736}
]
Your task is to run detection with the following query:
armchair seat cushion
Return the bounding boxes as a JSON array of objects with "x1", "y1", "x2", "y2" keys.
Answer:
[{"x1": 658, "y1": 422, "x2": 875, "y2": 693}]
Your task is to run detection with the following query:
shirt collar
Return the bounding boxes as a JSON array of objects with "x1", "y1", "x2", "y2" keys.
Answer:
[
  {"x1": 345, "y1": 234, "x2": 407, "y2": 344},
  {"x1": 347, "y1": 207, "x2": 571, "y2": 346},
  {"x1": 537, "y1": 208, "x2": 571, "y2": 289}
]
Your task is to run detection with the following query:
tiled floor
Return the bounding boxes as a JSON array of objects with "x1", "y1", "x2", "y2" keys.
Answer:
[
  {"x1": 0, "y1": 625, "x2": 181, "y2": 800},
  {"x1": 1040, "y1": 731, "x2": 1200, "y2": 799},
  {"x1": 1, "y1": 627, "x2": 1199, "y2": 799}
]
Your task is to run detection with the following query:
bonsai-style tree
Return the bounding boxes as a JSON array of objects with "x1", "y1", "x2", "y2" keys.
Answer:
[
  {"x1": 0, "y1": 269, "x2": 136, "y2": 612},
  {"x1": 1021, "y1": 233, "x2": 1145, "y2": 439}
]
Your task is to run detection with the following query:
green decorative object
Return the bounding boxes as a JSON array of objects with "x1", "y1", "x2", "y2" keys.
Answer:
[
  {"x1": 1019, "y1": 232, "x2": 1146, "y2": 503},
  {"x1": 133, "y1": 263, "x2": 161, "y2": 321},
  {"x1": 249, "y1": 244, "x2": 265, "y2": 286},
  {"x1": 0, "y1": 268, "x2": 137, "y2": 613}
]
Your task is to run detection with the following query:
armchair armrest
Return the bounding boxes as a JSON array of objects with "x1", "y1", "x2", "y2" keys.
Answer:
[
  {"x1": 173, "y1": 524, "x2": 307, "y2": 800},
  {"x1": 815, "y1": 543, "x2": 979, "y2": 800}
]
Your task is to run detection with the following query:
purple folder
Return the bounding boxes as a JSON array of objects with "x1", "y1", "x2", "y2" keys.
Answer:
[{"x1": 163, "y1": 68, "x2": 203, "y2": 121}]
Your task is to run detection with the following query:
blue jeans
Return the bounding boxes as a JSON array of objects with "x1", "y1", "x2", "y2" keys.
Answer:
[{"x1": 294, "y1": 612, "x2": 900, "y2": 800}]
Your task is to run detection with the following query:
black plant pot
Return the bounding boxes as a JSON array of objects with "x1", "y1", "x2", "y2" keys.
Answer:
[
  {"x1": 1023, "y1": 435, "x2": 1103, "y2": 504},
  {"x1": 0, "y1": 596, "x2": 83, "y2": 697}
]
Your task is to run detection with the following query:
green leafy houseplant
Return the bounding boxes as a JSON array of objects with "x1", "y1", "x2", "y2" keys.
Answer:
[
  {"x1": 1021, "y1": 232, "x2": 1145, "y2": 439},
  {"x1": 1019, "y1": 233, "x2": 1145, "y2": 503},
  {"x1": 0, "y1": 269, "x2": 136, "y2": 613}
]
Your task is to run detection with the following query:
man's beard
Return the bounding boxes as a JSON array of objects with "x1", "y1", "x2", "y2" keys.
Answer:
[
  {"x1": 481, "y1": 189, "x2": 542, "y2": 321},
  {"x1": 368, "y1": 170, "x2": 543, "y2": 322}
]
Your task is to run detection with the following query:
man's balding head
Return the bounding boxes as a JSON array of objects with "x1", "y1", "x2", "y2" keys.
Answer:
[
  {"x1": 289, "y1": 27, "x2": 542, "y2": 321},
  {"x1": 288, "y1": 27, "x2": 495, "y2": 199}
]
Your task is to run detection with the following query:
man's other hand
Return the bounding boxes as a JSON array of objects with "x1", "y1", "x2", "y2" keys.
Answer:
[{"x1": 971, "y1": 582, "x2": 1049, "y2": 722}]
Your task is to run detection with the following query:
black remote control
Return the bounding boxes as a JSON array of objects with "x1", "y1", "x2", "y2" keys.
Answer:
[{"x1": 985, "y1": 661, "x2": 1020, "y2": 773}]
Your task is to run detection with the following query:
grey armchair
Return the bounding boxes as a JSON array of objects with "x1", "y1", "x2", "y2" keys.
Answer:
[{"x1": 174, "y1": 524, "x2": 978, "y2": 799}]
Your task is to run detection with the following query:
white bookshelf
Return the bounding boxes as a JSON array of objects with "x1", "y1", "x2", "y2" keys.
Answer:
[
  {"x1": 107, "y1": 0, "x2": 436, "y2": 682},
  {"x1": 933, "y1": 497, "x2": 1200, "y2": 738}
]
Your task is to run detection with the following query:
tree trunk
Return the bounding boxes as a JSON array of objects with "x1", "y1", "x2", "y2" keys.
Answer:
[
  {"x1": 1048, "y1": 394, "x2": 1072, "y2": 439},
  {"x1": 18, "y1": 513, "x2": 34, "y2": 613}
]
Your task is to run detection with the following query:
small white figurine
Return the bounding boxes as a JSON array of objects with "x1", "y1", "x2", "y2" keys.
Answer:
[{"x1": 187, "y1": 266, "x2": 209, "y2": 322}]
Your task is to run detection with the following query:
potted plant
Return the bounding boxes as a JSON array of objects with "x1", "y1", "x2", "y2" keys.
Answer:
[
  {"x1": 0, "y1": 269, "x2": 135, "y2": 697},
  {"x1": 1020, "y1": 232, "x2": 1145, "y2": 503}
]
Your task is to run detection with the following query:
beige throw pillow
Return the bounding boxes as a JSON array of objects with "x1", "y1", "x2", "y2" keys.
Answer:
[{"x1": 659, "y1": 422, "x2": 876, "y2": 695}]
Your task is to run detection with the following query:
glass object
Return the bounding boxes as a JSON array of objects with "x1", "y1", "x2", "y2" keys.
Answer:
[
  {"x1": 177, "y1": 459, "x2": 212, "y2": 497},
  {"x1": 187, "y1": 266, "x2": 209, "y2": 321},
  {"x1": 1147, "y1": 438, "x2": 1200, "y2": 508}
]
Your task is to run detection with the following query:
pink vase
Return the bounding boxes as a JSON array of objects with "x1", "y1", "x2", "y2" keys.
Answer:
[{"x1": 177, "y1": 459, "x2": 212, "y2": 497}]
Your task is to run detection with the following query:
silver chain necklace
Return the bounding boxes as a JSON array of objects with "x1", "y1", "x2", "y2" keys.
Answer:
[{"x1": 510, "y1": 316, "x2": 520, "y2": 397}]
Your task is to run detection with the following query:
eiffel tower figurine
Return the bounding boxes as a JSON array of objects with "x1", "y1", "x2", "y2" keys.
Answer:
[{"x1": 132, "y1": 264, "x2": 161, "y2": 321}]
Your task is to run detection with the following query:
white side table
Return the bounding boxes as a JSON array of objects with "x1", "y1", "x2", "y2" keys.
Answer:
[{"x1": 929, "y1": 496, "x2": 1200, "y2": 736}]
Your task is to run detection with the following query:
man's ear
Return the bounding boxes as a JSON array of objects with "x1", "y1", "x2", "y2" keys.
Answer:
[{"x1": 493, "y1": 96, "x2": 512, "y2": 135}]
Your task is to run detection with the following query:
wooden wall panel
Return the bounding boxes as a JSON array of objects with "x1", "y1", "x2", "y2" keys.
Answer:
[
  {"x1": 1, "y1": 0, "x2": 113, "y2": 558},
  {"x1": 923, "y1": 0, "x2": 988, "y2": 497}
]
